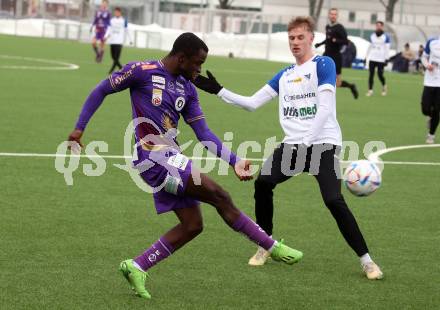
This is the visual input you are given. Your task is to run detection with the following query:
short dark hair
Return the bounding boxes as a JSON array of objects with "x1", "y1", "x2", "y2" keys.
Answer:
[
  {"x1": 114, "y1": 7, "x2": 121, "y2": 12},
  {"x1": 376, "y1": 21, "x2": 384, "y2": 26},
  {"x1": 170, "y1": 32, "x2": 208, "y2": 57},
  {"x1": 287, "y1": 16, "x2": 315, "y2": 33}
]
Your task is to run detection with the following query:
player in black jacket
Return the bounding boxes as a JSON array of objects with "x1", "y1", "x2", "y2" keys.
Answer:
[{"x1": 315, "y1": 8, "x2": 359, "y2": 99}]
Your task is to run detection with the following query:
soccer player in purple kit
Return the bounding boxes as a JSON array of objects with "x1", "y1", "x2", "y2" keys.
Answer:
[
  {"x1": 67, "y1": 33, "x2": 303, "y2": 299},
  {"x1": 91, "y1": 0, "x2": 111, "y2": 63}
]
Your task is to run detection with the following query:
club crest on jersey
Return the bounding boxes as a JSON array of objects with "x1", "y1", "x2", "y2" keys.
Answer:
[
  {"x1": 152, "y1": 75, "x2": 165, "y2": 84},
  {"x1": 175, "y1": 96, "x2": 186, "y2": 111},
  {"x1": 152, "y1": 89, "x2": 162, "y2": 106}
]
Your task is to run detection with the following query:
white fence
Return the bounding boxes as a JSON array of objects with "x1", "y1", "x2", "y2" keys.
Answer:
[{"x1": 0, "y1": 18, "x2": 376, "y2": 63}]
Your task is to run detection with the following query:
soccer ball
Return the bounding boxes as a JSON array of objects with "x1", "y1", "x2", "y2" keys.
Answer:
[{"x1": 343, "y1": 160, "x2": 381, "y2": 197}]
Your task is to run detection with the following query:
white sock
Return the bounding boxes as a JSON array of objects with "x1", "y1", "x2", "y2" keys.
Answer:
[
  {"x1": 132, "y1": 260, "x2": 145, "y2": 272},
  {"x1": 267, "y1": 236, "x2": 276, "y2": 253},
  {"x1": 360, "y1": 253, "x2": 373, "y2": 266}
]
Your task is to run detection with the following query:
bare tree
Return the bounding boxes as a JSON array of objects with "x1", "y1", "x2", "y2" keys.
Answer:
[
  {"x1": 218, "y1": 0, "x2": 233, "y2": 32},
  {"x1": 309, "y1": 0, "x2": 324, "y2": 22},
  {"x1": 379, "y1": 0, "x2": 400, "y2": 22},
  {"x1": 218, "y1": 0, "x2": 233, "y2": 9}
]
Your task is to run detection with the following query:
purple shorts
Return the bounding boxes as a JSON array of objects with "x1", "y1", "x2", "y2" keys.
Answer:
[
  {"x1": 137, "y1": 150, "x2": 200, "y2": 214},
  {"x1": 94, "y1": 31, "x2": 105, "y2": 41}
]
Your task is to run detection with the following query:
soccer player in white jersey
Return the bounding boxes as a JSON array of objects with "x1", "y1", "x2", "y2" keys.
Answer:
[
  {"x1": 365, "y1": 21, "x2": 391, "y2": 97},
  {"x1": 194, "y1": 16, "x2": 383, "y2": 280},
  {"x1": 420, "y1": 35, "x2": 440, "y2": 144},
  {"x1": 105, "y1": 7, "x2": 132, "y2": 74}
]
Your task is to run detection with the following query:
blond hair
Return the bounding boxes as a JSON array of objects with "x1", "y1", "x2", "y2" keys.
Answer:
[{"x1": 287, "y1": 16, "x2": 315, "y2": 33}]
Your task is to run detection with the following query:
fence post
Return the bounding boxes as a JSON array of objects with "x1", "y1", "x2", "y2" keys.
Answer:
[{"x1": 266, "y1": 21, "x2": 272, "y2": 61}]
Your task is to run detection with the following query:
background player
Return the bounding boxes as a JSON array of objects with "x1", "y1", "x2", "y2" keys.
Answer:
[
  {"x1": 365, "y1": 21, "x2": 391, "y2": 97},
  {"x1": 194, "y1": 17, "x2": 383, "y2": 280},
  {"x1": 67, "y1": 32, "x2": 303, "y2": 299},
  {"x1": 105, "y1": 7, "x2": 132, "y2": 73},
  {"x1": 91, "y1": 0, "x2": 111, "y2": 63},
  {"x1": 315, "y1": 8, "x2": 359, "y2": 99},
  {"x1": 420, "y1": 34, "x2": 440, "y2": 144}
]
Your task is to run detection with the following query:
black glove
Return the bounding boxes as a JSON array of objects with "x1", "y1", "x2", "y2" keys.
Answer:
[{"x1": 193, "y1": 70, "x2": 223, "y2": 94}]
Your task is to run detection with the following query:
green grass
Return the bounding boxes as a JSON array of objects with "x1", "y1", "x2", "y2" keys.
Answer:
[{"x1": 0, "y1": 34, "x2": 439, "y2": 310}]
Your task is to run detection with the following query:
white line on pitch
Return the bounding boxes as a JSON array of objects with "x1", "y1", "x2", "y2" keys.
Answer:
[
  {"x1": 0, "y1": 55, "x2": 79, "y2": 70},
  {"x1": 1, "y1": 152, "x2": 440, "y2": 166}
]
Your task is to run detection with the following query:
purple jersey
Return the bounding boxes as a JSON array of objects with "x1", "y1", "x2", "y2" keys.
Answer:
[
  {"x1": 93, "y1": 9, "x2": 111, "y2": 33},
  {"x1": 108, "y1": 60, "x2": 204, "y2": 159}
]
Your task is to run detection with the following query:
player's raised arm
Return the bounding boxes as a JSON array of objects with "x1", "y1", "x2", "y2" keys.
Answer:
[
  {"x1": 182, "y1": 87, "x2": 252, "y2": 181},
  {"x1": 193, "y1": 70, "x2": 277, "y2": 111},
  {"x1": 68, "y1": 62, "x2": 143, "y2": 146}
]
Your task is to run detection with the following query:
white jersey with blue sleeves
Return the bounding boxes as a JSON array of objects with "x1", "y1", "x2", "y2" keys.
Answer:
[
  {"x1": 107, "y1": 16, "x2": 130, "y2": 45},
  {"x1": 368, "y1": 32, "x2": 391, "y2": 63},
  {"x1": 423, "y1": 36, "x2": 440, "y2": 87},
  {"x1": 267, "y1": 55, "x2": 342, "y2": 145}
]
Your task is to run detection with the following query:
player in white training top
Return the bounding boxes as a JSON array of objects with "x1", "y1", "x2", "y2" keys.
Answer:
[
  {"x1": 365, "y1": 21, "x2": 391, "y2": 97},
  {"x1": 420, "y1": 35, "x2": 440, "y2": 144},
  {"x1": 194, "y1": 16, "x2": 384, "y2": 280},
  {"x1": 105, "y1": 7, "x2": 132, "y2": 74}
]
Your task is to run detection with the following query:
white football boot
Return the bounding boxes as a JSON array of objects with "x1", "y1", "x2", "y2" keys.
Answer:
[
  {"x1": 248, "y1": 246, "x2": 270, "y2": 266},
  {"x1": 426, "y1": 134, "x2": 435, "y2": 144},
  {"x1": 362, "y1": 262, "x2": 384, "y2": 280},
  {"x1": 366, "y1": 89, "x2": 373, "y2": 97}
]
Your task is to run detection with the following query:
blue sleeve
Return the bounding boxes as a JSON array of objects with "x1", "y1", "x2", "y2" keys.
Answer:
[
  {"x1": 124, "y1": 18, "x2": 128, "y2": 27},
  {"x1": 316, "y1": 56, "x2": 336, "y2": 88},
  {"x1": 385, "y1": 34, "x2": 391, "y2": 44},
  {"x1": 267, "y1": 67, "x2": 288, "y2": 93},
  {"x1": 425, "y1": 38, "x2": 434, "y2": 54}
]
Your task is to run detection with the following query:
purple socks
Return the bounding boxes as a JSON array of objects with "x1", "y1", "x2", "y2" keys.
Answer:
[
  {"x1": 134, "y1": 237, "x2": 174, "y2": 272},
  {"x1": 232, "y1": 212, "x2": 275, "y2": 251}
]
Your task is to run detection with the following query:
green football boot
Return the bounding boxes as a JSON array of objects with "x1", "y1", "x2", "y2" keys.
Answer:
[
  {"x1": 119, "y1": 259, "x2": 151, "y2": 299},
  {"x1": 270, "y1": 239, "x2": 303, "y2": 265}
]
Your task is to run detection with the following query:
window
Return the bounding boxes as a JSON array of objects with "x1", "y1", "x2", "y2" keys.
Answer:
[{"x1": 371, "y1": 13, "x2": 377, "y2": 24}]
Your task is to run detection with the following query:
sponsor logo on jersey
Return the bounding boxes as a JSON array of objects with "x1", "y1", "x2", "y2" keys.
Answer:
[
  {"x1": 176, "y1": 88, "x2": 185, "y2": 95},
  {"x1": 175, "y1": 96, "x2": 186, "y2": 111},
  {"x1": 167, "y1": 153, "x2": 189, "y2": 170},
  {"x1": 168, "y1": 81, "x2": 175, "y2": 91},
  {"x1": 152, "y1": 89, "x2": 162, "y2": 106},
  {"x1": 304, "y1": 73, "x2": 311, "y2": 80},
  {"x1": 142, "y1": 64, "x2": 158, "y2": 70},
  {"x1": 284, "y1": 92, "x2": 316, "y2": 102},
  {"x1": 283, "y1": 104, "x2": 317, "y2": 119},
  {"x1": 153, "y1": 83, "x2": 165, "y2": 89},
  {"x1": 152, "y1": 75, "x2": 165, "y2": 84},
  {"x1": 176, "y1": 81, "x2": 184, "y2": 89},
  {"x1": 112, "y1": 69, "x2": 133, "y2": 86}
]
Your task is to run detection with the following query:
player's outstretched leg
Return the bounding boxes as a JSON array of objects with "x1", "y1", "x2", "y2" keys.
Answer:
[
  {"x1": 185, "y1": 172, "x2": 303, "y2": 266},
  {"x1": 314, "y1": 157, "x2": 383, "y2": 280},
  {"x1": 120, "y1": 205, "x2": 205, "y2": 299}
]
